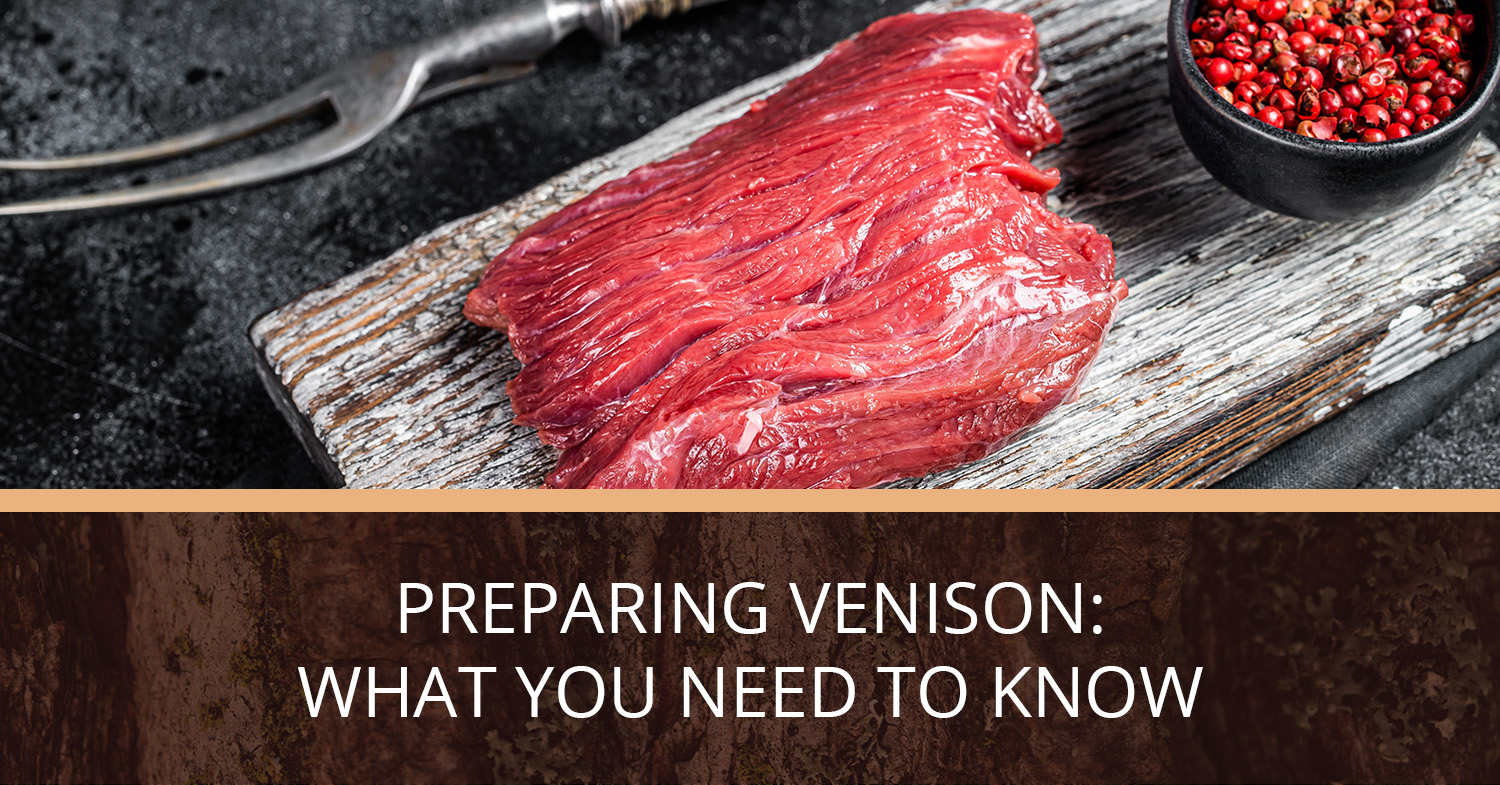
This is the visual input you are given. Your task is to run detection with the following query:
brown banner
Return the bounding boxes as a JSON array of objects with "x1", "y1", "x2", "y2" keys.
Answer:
[{"x1": 3, "y1": 512, "x2": 1497, "y2": 783}]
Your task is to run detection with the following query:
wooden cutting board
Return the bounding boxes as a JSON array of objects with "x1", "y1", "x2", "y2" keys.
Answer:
[{"x1": 249, "y1": 0, "x2": 1500, "y2": 489}]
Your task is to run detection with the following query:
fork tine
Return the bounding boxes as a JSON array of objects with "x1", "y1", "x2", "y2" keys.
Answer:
[
  {"x1": 0, "y1": 49, "x2": 435, "y2": 216},
  {"x1": 0, "y1": 78, "x2": 336, "y2": 172},
  {"x1": 0, "y1": 119, "x2": 379, "y2": 217},
  {"x1": 0, "y1": 56, "x2": 531, "y2": 216},
  {"x1": 0, "y1": 59, "x2": 532, "y2": 174},
  {"x1": 413, "y1": 62, "x2": 534, "y2": 107}
]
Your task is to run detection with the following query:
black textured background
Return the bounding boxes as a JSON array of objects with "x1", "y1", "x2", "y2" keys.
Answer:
[{"x1": 1, "y1": 0, "x2": 1497, "y2": 488}]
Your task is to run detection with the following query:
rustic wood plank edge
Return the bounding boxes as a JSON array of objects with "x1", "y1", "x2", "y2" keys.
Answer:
[
  {"x1": 248, "y1": 322, "x2": 347, "y2": 487},
  {"x1": 1094, "y1": 265, "x2": 1500, "y2": 488}
]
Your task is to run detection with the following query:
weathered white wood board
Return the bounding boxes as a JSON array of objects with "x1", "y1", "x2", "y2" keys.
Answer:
[{"x1": 249, "y1": 0, "x2": 1500, "y2": 489}]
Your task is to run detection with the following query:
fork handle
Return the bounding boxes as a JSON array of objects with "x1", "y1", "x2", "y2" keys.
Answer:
[
  {"x1": 599, "y1": 0, "x2": 732, "y2": 45},
  {"x1": 417, "y1": 0, "x2": 728, "y2": 79}
]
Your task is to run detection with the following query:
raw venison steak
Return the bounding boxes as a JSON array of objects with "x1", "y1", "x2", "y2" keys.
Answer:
[{"x1": 464, "y1": 10, "x2": 1127, "y2": 488}]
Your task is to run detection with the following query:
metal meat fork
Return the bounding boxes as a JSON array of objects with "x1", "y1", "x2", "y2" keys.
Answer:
[{"x1": 0, "y1": 0, "x2": 727, "y2": 217}]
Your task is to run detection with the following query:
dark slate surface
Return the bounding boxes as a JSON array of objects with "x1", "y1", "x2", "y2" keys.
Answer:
[
  {"x1": 1363, "y1": 336, "x2": 1500, "y2": 489},
  {"x1": 0, "y1": 0, "x2": 1496, "y2": 488}
]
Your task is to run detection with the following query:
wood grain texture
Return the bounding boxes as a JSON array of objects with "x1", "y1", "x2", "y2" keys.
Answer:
[{"x1": 250, "y1": 0, "x2": 1500, "y2": 489}]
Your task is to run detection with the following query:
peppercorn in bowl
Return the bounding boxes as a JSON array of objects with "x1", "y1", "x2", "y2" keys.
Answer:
[{"x1": 1168, "y1": 0, "x2": 1498, "y2": 220}]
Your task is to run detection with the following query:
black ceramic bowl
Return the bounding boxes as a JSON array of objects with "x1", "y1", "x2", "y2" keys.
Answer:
[{"x1": 1168, "y1": 0, "x2": 1499, "y2": 221}]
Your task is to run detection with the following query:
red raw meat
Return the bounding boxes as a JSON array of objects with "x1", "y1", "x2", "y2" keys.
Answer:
[{"x1": 464, "y1": 10, "x2": 1126, "y2": 488}]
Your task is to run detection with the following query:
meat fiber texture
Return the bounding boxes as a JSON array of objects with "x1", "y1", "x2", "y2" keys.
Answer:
[{"x1": 464, "y1": 10, "x2": 1127, "y2": 489}]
